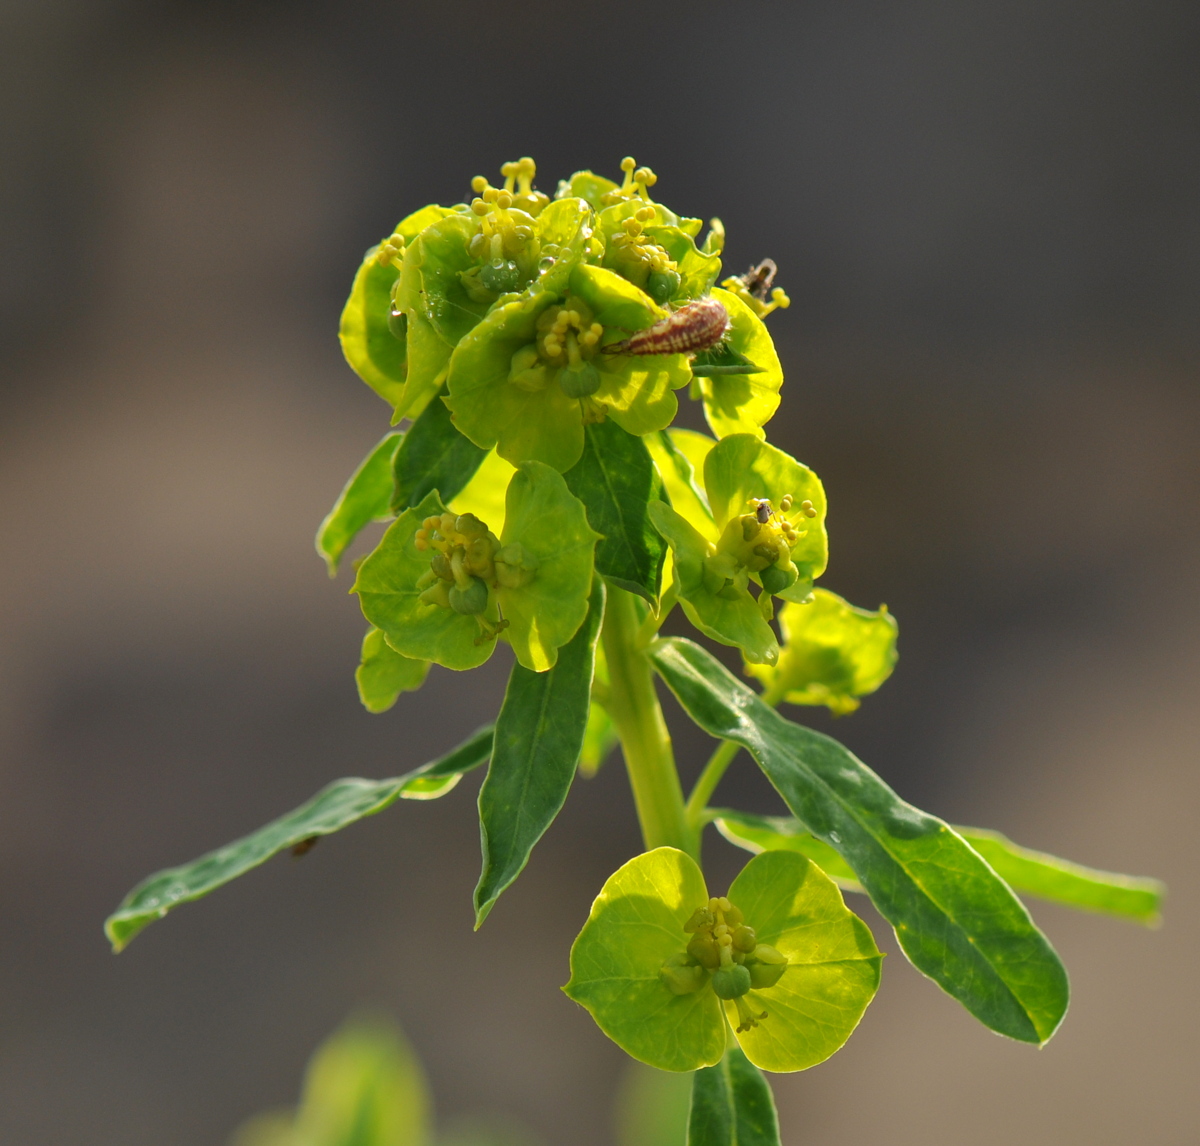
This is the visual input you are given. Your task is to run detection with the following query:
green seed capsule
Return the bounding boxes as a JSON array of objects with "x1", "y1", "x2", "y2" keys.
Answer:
[
  {"x1": 759, "y1": 564, "x2": 796, "y2": 595},
  {"x1": 558, "y1": 360, "x2": 602, "y2": 398},
  {"x1": 448, "y1": 576, "x2": 489, "y2": 615},
  {"x1": 711, "y1": 964, "x2": 752, "y2": 999},
  {"x1": 646, "y1": 269, "x2": 681, "y2": 304}
]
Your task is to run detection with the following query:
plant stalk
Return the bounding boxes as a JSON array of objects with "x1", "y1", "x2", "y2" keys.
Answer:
[
  {"x1": 601, "y1": 587, "x2": 696, "y2": 859},
  {"x1": 684, "y1": 677, "x2": 787, "y2": 831}
]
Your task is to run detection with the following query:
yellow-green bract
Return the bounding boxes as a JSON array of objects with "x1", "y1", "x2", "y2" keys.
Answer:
[
  {"x1": 746, "y1": 589, "x2": 898, "y2": 714},
  {"x1": 648, "y1": 434, "x2": 828, "y2": 664},
  {"x1": 353, "y1": 461, "x2": 598, "y2": 673},
  {"x1": 563, "y1": 847, "x2": 881, "y2": 1073}
]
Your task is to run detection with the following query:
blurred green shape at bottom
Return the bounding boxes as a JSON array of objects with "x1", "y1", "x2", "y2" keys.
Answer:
[{"x1": 231, "y1": 1016, "x2": 431, "y2": 1146}]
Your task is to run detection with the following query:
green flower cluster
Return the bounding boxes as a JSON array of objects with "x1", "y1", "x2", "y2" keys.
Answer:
[{"x1": 339, "y1": 156, "x2": 781, "y2": 473}]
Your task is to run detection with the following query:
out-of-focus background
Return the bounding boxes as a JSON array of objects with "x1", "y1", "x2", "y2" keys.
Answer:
[{"x1": 1, "y1": 1, "x2": 1197, "y2": 1142}]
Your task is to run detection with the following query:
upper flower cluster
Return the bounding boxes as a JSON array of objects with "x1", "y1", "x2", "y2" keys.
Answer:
[{"x1": 339, "y1": 157, "x2": 787, "y2": 474}]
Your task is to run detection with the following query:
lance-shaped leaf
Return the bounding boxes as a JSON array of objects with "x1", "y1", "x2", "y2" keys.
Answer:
[
  {"x1": 714, "y1": 811, "x2": 1165, "y2": 926},
  {"x1": 339, "y1": 204, "x2": 453, "y2": 409},
  {"x1": 474, "y1": 578, "x2": 604, "y2": 925},
  {"x1": 954, "y1": 828, "x2": 1164, "y2": 926},
  {"x1": 391, "y1": 387, "x2": 488, "y2": 513},
  {"x1": 649, "y1": 637, "x2": 1070, "y2": 1045},
  {"x1": 316, "y1": 432, "x2": 401, "y2": 576},
  {"x1": 745, "y1": 590, "x2": 898, "y2": 715},
  {"x1": 563, "y1": 419, "x2": 668, "y2": 603},
  {"x1": 105, "y1": 726, "x2": 494, "y2": 952},
  {"x1": 688, "y1": 1047, "x2": 780, "y2": 1146},
  {"x1": 355, "y1": 627, "x2": 429, "y2": 714}
]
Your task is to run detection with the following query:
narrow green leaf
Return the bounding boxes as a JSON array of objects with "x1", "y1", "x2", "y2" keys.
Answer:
[
  {"x1": 355, "y1": 627, "x2": 429, "y2": 714},
  {"x1": 563, "y1": 420, "x2": 667, "y2": 603},
  {"x1": 714, "y1": 811, "x2": 1165, "y2": 926},
  {"x1": 687, "y1": 1047, "x2": 780, "y2": 1146},
  {"x1": 649, "y1": 637, "x2": 1070, "y2": 1045},
  {"x1": 474, "y1": 578, "x2": 605, "y2": 926},
  {"x1": 961, "y1": 828, "x2": 1164, "y2": 926},
  {"x1": 105, "y1": 726, "x2": 494, "y2": 952},
  {"x1": 390, "y1": 387, "x2": 487, "y2": 513},
  {"x1": 316, "y1": 433, "x2": 401, "y2": 576}
]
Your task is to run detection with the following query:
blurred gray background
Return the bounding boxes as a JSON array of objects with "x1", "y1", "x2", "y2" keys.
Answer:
[{"x1": 1, "y1": 0, "x2": 1197, "y2": 1142}]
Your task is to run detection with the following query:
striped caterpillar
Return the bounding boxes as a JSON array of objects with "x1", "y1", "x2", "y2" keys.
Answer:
[{"x1": 602, "y1": 296, "x2": 730, "y2": 357}]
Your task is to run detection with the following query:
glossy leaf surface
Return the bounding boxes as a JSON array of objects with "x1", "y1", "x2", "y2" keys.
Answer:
[
  {"x1": 746, "y1": 590, "x2": 898, "y2": 715},
  {"x1": 959, "y1": 828, "x2": 1164, "y2": 925},
  {"x1": 105, "y1": 726, "x2": 494, "y2": 951},
  {"x1": 316, "y1": 432, "x2": 401, "y2": 576},
  {"x1": 391, "y1": 387, "x2": 487, "y2": 513},
  {"x1": 475, "y1": 579, "x2": 604, "y2": 925},
  {"x1": 649, "y1": 637, "x2": 1070, "y2": 1045},
  {"x1": 356, "y1": 627, "x2": 430, "y2": 713},
  {"x1": 715, "y1": 812, "x2": 1164, "y2": 926},
  {"x1": 563, "y1": 419, "x2": 667, "y2": 603},
  {"x1": 688, "y1": 1048, "x2": 779, "y2": 1146}
]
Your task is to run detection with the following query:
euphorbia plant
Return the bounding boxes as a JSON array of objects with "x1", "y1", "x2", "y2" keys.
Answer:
[{"x1": 107, "y1": 157, "x2": 1165, "y2": 1145}]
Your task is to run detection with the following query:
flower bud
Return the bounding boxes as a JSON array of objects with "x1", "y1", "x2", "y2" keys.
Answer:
[
  {"x1": 646, "y1": 269, "x2": 681, "y2": 304},
  {"x1": 732, "y1": 925, "x2": 757, "y2": 953}
]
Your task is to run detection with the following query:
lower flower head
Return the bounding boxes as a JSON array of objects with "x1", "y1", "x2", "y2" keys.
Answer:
[{"x1": 564, "y1": 847, "x2": 881, "y2": 1073}]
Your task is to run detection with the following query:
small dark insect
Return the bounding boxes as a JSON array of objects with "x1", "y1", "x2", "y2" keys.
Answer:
[
  {"x1": 755, "y1": 501, "x2": 772, "y2": 524},
  {"x1": 291, "y1": 836, "x2": 320, "y2": 858},
  {"x1": 738, "y1": 259, "x2": 778, "y2": 302},
  {"x1": 603, "y1": 296, "x2": 730, "y2": 357}
]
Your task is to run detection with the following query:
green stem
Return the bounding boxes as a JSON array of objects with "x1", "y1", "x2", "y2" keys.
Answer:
[
  {"x1": 601, "y1": 587, "x2": 696, "y2": 859},
  {"x1": 684, "y1": 678, "x2": 787, "y2": 832}
]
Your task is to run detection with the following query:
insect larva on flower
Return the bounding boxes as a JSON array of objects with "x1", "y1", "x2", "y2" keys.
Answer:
[{"x1": 602, "y1": 296, "x2": 730, "y2": 357}]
